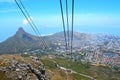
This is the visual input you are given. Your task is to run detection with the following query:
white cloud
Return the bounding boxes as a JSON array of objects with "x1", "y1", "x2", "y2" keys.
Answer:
[
  {"x1": 41, "y1": 34, "x2": 53, "y2": 36},
  {"x1": 23, "y1": 19, "x2": 28, "y2": 25},
  {"x1": 22, "y1": 16, "x2": 33, "y2": 25},
  {"x1": 0, "y1": 9, "x2": 18, "y2": 13}
]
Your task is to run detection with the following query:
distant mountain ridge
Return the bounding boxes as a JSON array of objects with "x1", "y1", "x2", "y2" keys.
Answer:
[
  {"x1": 0, "y1": 27, "x2": 120, "y2": 54},
  {"x1": 0, "y1": 27, "x2": 48, "y2": 54}
]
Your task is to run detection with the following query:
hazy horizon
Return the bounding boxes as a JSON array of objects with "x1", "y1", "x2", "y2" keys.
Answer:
[{"x1": 0, "y1": 0, "x2": 120, "y2": 41}]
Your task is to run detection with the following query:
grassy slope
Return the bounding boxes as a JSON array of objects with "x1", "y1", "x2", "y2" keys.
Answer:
[{"x1": 41, "y1": 56, "x2": 120, "y2": 80}]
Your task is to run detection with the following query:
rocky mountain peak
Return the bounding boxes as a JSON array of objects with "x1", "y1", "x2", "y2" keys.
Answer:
[
  {"x1": 16, "y1": 27, "x2": 25, "y2": 34},
  {"x1": 15, "y1": 27, "x2": 26, "y2": 38}
]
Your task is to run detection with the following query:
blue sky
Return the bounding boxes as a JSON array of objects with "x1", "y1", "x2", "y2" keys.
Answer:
[{"x1": 0, "y1": 0, "x2": 120, "y2": 41}]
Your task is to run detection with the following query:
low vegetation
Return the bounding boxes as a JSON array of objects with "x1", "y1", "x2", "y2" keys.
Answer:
[
  {"x1": 40, "y1": 55, "x2": 120, "y2": 80},
  {"x1": 0, "y1": 71, "x2": 12, "y2": 80}
]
